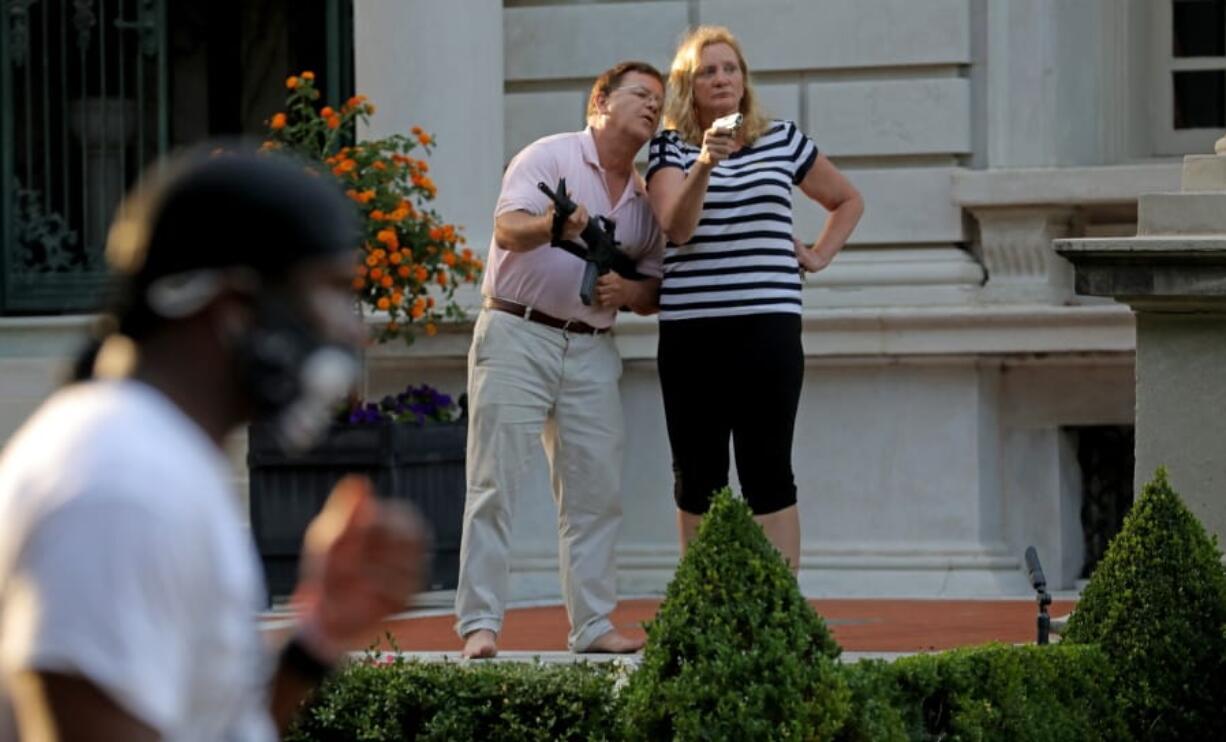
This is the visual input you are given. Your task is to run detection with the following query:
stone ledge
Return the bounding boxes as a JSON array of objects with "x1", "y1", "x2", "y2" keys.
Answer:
[{"x1": 953, "y1": 163, "x2": 1182, "y2": 208}]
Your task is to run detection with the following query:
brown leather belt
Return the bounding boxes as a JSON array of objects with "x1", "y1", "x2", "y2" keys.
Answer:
[{"x1": 484, "y1": 297, "x2": 609, "y2": 335}]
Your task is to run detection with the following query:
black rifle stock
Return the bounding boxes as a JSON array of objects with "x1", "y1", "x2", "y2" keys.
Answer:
[{"x1": 537, "y1": 178, "x2": 645, "y2": 306}]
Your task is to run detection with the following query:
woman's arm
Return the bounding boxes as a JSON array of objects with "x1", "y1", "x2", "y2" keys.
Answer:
[
  {"x1": 647, "y1": 129, "x2": 734, "y2": 245},
  {"x1": 795, "y1": 154, "x2": 864, "y2": 273}
]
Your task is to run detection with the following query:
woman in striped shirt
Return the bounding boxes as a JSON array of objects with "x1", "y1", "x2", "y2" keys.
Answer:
[{"x1": 646, "y1": 25, "x2": 864, "y2": 573}]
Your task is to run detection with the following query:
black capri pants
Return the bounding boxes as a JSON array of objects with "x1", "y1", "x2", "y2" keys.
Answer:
[{"x1": 658, "y1": 312, "x2": 804, "y2": 516}]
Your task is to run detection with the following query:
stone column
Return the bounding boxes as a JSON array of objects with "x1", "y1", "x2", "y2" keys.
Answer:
[
  {"x1": 353, "y1": 1, "x2": 503, "y2": 253},
  {"x1": 1057, "y1": 145, "x2": 1226, "y2": 546}
]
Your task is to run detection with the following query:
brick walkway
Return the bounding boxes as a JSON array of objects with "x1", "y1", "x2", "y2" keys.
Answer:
[{"x1": 263, "y1": 597, "x2": 1077, "y2": 654}]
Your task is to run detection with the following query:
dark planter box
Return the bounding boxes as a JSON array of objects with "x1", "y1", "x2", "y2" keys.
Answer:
[{"x1": 247, "y1": 420, "x2": 466, "y2": 604}]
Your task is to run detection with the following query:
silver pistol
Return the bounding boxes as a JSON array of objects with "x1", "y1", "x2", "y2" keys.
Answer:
[{"x1": 712, "y1": 112, "x2": 743, "y2": 133}]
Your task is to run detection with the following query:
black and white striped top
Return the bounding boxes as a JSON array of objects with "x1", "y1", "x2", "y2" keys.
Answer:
[{"x1": 646, "y1": 120, "x2": 818, "y2": 321}]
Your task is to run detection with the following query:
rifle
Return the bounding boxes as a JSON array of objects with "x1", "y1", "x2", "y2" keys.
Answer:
[{"x1": 536, "y1": 178, "x2": 645, "y2": 306}]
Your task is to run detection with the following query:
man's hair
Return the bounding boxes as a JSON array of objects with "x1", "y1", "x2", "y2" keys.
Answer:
[
  {"x1": 662, "y1": 25, "x2": 771, "y2": 146},
  {"x1": 585, "y1": 60, "x2": 665, "y2": 123}
]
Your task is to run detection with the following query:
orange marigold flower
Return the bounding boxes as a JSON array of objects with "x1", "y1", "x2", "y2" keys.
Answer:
[
  {"x1": 416, "y1": 160, "x2": 429, "y2": 173},
  {"x1": 411, "y1": 125, "x2": 423, "y2": 136},
  {"x1": 410, "y1": 305, "x2": 425, "y2": 320},
  {"x1": 415, "y1": 266, "x2": 429, "y2": 282},
  {"x1": 442, "y1": 252, "x2": 457, "y2": 267},
  {"x1": 380, "y1": 275, "x2": 394, "y2": 288},
  {"x1": 377, "y1": 296, "x2": 391, "y2": 311},
  {"x1": 425, "y1": 322, "x2": 438, "y2": 337},
  {"x1": 436, "y1": 271, "x2": 447, "y2": 287},
  {"x1": 428, "y1": 227, "x2": 444, "y2": 241},
  {"x1": 388, "y1": 208, "x2": 408, "y2": 222},
  {"x1": 462, "y1": 248, "x2": 474, "y2": 259},
  {"x1": 326, "y1": 115, "x2": 342, "y2": 130},
  {"x1": 337, "y1": 159, "x2": 356, "y2": 173},
  {"x1": 370, "y1": 209, "x2": 385, "y2": 221},
  {"x1": 270, "y1": 112, "x2": 287, "y2": 130},
  {"x1": 390, "y1": 292, "x2": 403, "y2": 305},
  {"x1": 398, "y1": 265, "x2": 411, "y2": 278},
  {"x1": 286, "y1": 76, "x2": 299, "y2": 89},
  {"x1": 376, "y1": 229, "x2": 398, "y2": 248},
  {"x1": 365, "y1": 255, "x2": 379, "y2": 267},
  {"x1": 320, "y1": 106, "x2": 334, "y2": 118},
  {"x1": 417, "y1": 132, "x2": 433, "y2": 146},
  {"x1": 389, "y1": 252, "x2": 402, "y2": 265},
  {"x1": 352, "y1": 277, "x2": 366, "y2": 290},
  {"x1": 301, "y1": 71, "x2": 315, "y2": 81},
  {"x1": 370, "y1": 267, "x2": 384, "y2": 280},
  {"x1": 372, "y1": 160, "x2": 387, "y2": 171}
]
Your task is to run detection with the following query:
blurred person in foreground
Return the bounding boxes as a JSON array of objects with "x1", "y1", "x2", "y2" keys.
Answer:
[{"x1": 0, "y1": 147, "x2": 428, "y2": 740}]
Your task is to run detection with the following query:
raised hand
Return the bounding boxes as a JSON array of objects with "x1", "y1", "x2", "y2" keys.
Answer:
[{"x1": 291, "y1": 475, "x2": 429, "y2": 660}]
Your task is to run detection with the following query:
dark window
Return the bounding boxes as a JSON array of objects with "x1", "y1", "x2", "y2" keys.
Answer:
[
  {"x1": 1076, "y1": 426, "x2": 1135, "y2": 579},
  {"x1": 1173, "y1": 69, "x2": 1226, "y2": 128},
  {"x1": 1173, "y1": 0, "x2": 1226, "y2": 57}
]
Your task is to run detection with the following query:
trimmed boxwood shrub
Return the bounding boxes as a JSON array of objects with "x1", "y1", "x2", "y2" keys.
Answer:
[
  {"x1": 836, "y1": 643, "x2": 1126, "y2": 742},
  {"x1": 285, "y1": 656, "x2": 623, "y2": 741},
  {"x1": 620, "y1": 489, "x2": 850, "y2": 741},
  {"x1": 1062, "y1": 467, "x2": 1226, "y2": 740}
]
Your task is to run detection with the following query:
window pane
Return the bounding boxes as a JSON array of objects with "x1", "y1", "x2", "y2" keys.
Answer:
[
  {"x1": 1173, "y1": 70, "x2": 1226, "y2": 128},
  {"x1": 1174, "y1": 0, "x2": 1226, "y2": 57}
]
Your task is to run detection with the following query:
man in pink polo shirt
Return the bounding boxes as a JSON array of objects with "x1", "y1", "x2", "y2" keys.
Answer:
[{"x1": 456, "y1": 61, "x2": 665, "y2": 658}]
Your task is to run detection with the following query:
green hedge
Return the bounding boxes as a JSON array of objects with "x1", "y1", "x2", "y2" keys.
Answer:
[
  {"x1": 284, "y1": 471, "x2": 1226, "y2": 739},
  {"x1": 1063, "y1": 467, "x2": 1226, "y2": 740},
  {"x1": 620, "y1": 489, "x2": 848, "y2": 741},
  {"x1": 285, "y1": 657, "x2": 623, "y2": 741},
  {"x1": 837, "y1": 643, "x2": 1127, "y2": 742}
]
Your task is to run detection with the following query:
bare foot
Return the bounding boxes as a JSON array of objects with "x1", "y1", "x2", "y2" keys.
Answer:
[
  {"x1": 462, "y1": 629, "x2": 498, "y2": 659},
  {"x1": 578, "y1": 629, "x2": 644, "y2": 654}
]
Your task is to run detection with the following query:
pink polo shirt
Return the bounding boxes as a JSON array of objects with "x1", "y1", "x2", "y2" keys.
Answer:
[{"x1": 482, "y1": 128, "x2": 664, "y2": 328}]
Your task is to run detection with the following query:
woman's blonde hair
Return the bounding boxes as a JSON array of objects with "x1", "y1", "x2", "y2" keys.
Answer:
[{"x1": 662, "y1": 26, "x2": 771, "y2": 147}]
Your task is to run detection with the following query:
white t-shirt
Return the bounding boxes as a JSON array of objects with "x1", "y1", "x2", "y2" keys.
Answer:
[{"x1": 0, "y1": 380, "x2": 274, "y2": 741}]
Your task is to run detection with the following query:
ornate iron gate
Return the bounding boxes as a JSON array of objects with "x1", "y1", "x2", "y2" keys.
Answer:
[{"x1": 1, "y1": 0, "x2": 166, "y2": 313}]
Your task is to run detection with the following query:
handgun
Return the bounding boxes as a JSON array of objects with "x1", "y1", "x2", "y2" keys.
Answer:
[{"x1": 712, "y1": 112, "x2": 743, "y2": 133}]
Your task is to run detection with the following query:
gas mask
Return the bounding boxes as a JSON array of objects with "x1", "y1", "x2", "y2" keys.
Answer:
[
  {"x1": 231, "y1": 289, "x2": 361, "y2": 454},
  {"x1": 142, "y1": 267, "x2": 361, "y2": 453}
]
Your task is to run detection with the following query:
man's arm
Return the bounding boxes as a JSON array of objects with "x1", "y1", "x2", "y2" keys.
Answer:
[
  {"x1": 267, "y1": 475, "x2": 428, "y2": 734},
  {"x1": 8, "y1": 671, "x2": 160, "y2": 742},
  {"x1": 494, "y1": 205, "x2": 588, "y2": 253},
  {"x1": 594, "y1": 274, "x2": 660, "y2": 315}
]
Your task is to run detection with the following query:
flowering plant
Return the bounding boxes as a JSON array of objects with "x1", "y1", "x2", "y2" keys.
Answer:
[
  {"x1": 263, "y1": 71, "x2": 483, "y2": 343},
  {"x1": 343, "y1": 383, "x2": 463, "y2": 426}
]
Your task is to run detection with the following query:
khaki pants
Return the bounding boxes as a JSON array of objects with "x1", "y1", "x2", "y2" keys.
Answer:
[{"x1": 454, "y1": 309, "x2": 625, "y2": 651}]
